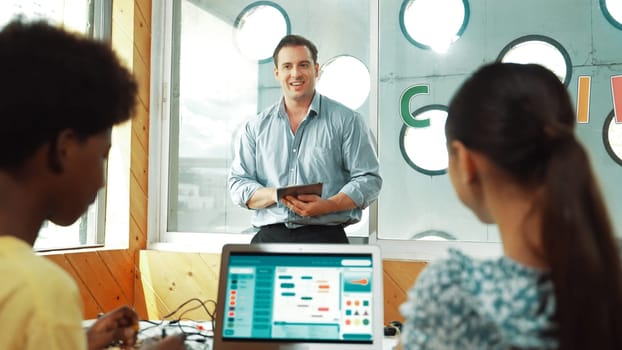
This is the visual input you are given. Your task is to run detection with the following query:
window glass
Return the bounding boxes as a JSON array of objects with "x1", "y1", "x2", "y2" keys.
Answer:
[
  {"x1": 234, "y1": 1, "x2": 290, "y2": 62},
  {"x1": 0, "y1": 0, "x2": 105, "y2": 251},
  {"x1": 155, "y1": 1, "x2": 621, "y2": 256},
  {"x1": 159, "y1": 0, "x2": 371, "y2": 242},
  {"x1": 316, "y1": 55, "x2": 370, "y2": 110},
  {"x1": 168, "y1": 1, "x2": 259, "y2": 234},
  {"x1": 0, "y1": 0, "x2": 89, "y2": 33},
  {"x1": 498, "y1": 35, "x2": 571, "y2": 85},
  {"x1": 399, "y1": 0, "x2": 469, "y2": 53},
  {"x1": 601, "y1": 0, "x2": 622, "y2": 30},
  {"x1": 35, "y1": 201, "x2": 103, "y2": 251},
  {"x1": 399, "y1": 106, "x2": 448, "y2": 176},
  {"x1": 378, "y1": 0, "x2": 622, "y2": 248}
]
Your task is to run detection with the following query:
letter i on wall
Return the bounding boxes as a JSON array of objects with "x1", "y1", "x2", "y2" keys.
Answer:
[
  {"x1": 576, "y1": 76, "x2": 591, "y2": 123},
  {"x1": 612, "y1": 75, "x2": 622, "y2": 124}
]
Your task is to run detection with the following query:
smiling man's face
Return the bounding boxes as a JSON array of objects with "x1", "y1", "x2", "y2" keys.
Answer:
[{"x1": 274, "y1": 45, "x2": 319, "y2": 105}]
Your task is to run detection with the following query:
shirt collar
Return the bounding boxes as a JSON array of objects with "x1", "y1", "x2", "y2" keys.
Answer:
[
  {"x1": 308, "y1": 91, "x2": 320, "y2": 117},
  {"x1": 278, "y1": 91, "x2": 321, "y2": 118}
]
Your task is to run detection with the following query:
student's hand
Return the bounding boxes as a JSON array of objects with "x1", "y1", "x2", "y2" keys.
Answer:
[
  {"x1": 86, "y1": 305, "x2": 139, "y2": 350},
  {"x1": 139, "y1": 333, "x2": 187, "y2": 350}
]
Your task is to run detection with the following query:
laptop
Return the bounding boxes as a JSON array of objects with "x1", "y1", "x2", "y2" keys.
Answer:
[{"x1": 213, "y1": 243, "x2": 384, "y2": 350}]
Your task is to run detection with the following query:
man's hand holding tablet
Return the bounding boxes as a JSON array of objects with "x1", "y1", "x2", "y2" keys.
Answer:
[{"x1": 276, "y1": 182, "x2": 323, "y2": 200}]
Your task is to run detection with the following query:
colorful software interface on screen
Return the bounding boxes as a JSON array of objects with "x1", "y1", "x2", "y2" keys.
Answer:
[{"x1": 222, "y1": 253, "x2": 374, "y2": 343}]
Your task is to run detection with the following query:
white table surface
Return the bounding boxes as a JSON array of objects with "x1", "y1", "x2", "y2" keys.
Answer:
[{"x1": 85, "y1": 319, "x2": 399, "y2": 350}]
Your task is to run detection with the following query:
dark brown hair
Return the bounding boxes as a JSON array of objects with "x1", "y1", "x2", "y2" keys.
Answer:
[
  {"x1": 272, "y1": 34, "x2": 318, "y2": 67},
  {"x1": 446, "y1": 62, "x2": 622, "y2": 349}
]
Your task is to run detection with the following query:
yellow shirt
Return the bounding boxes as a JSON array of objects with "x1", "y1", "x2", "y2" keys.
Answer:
[{"x1": 0, "y1": 236, "x2": 86, "y2": 350}]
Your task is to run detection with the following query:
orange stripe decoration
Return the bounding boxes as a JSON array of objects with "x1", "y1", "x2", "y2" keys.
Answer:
[
  {"x1": 612, "y1": 75, "x2": 622, "y2": 123},
  {"x1": 577, "y1": 76, "x2": 591, "y2": 123}
]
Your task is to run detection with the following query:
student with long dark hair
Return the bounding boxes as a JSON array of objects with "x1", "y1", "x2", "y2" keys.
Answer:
[{"x1": 399, "y1": 62, "x2": 622, "y2": 349}]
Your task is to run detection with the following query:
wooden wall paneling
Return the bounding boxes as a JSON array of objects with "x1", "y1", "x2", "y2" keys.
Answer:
[
  {"x1": 129, "y1": 179, "x2": 148, "y2": 240},
  {"x1": 382, "y1": 260, "x2": 428, "y2": 324},
  {"x1": 136, "y1": 252, "x2": 167, "y2": 319},
  {"x1": 45, "y1": 254, "x2": 102, "y2": 316},
  {"x1": 383, "y1": 268, "x2": 405, "y2": 324},
  {"x1": 131, "y1": 102, "x2": 150, "y2": 139},
  {"x1": 139, "y1": 251, "x2": 178, "y2": 319},
  {"x1": 129, "y1": 125, "x2": 149, "y2": 198},
  {"x1": 128, "y1": 0, "x2": 151, "y2": 321},
  {"x1": 128, "y1": 0, "x2": 152, "y2": 320},
  {"x1": 130, "y1": 36, "x2": 151, "y2": 109},
  {"x1": 127, "y1": 0, "x2": 150, "y2": 245},
  {"x1": 133, "y1": 255, "x2": 152, "y2": 319},
  {"x1": 65, "y1": 252, "x2": 132, "y2": 309},
  {"x1": 98, "y1": 250, "x2": 135, "y2": 299},
  {"x1": 130, "y1": 214, "x2": 147, "y2": 250},
  {"x1": 133, "y1": 0, "x2": 152, "y2": 79},
  {"x1": 130, "y1": 105, "x2": 150, "y2": 168},
  {"x1": 44, "y1": 250, "x2": 132, "y2": 319},
  {"x1": 130, "y1": 0, "x2": 151, "y2": 154},
  {"x1": 129, "y1": 25, "x2": 150, "y2": 183},
  {"x1": 137, "y1": 251, "x2": 221, "y2": 320}
]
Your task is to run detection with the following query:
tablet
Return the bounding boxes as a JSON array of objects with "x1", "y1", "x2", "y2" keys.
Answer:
[{"x1": 276, "y1": 182, "x2": 323, "y2": 199}]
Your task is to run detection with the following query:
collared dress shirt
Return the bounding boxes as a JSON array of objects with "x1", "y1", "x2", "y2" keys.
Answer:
[{"x1": 229, "y1": 92, "x2": 382, "y2": 229}]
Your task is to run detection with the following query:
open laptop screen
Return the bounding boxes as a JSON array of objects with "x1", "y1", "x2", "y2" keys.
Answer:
[{"x1": 214, "y1": 244, "x2": 383, "y2": 350}]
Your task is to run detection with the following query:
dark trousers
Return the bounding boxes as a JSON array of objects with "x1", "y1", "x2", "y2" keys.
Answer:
[{"x1": 251, "y1": 223, "x2": 349, "y2": 243}]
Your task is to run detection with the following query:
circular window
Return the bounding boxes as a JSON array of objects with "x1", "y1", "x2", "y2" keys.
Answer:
[
  {"x1": 603, "y1": 110, "x2": 622, "y2": 166},
  {"x1": 498, "y1": 35, "x2": 572, "y2": 86},
  {"x1": 601, "y1": 0, "x2": 622, "y2": 30},
  {"x1": 399, "y1": 0, "x2": 470, "y2": 53},
  {"x1": 316, "y1": 55, "x2": 370, "y2": 110},
  {"x1": 399, "y1": 105, "x2": 448, "y2": 176},
  {"x1": 234, "y1": 1, "x2": 290, "y2": 63}
]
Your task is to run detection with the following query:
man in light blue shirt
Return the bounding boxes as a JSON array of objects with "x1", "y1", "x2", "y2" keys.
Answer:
[{"x1": 228, "y1": 34, "x2": 382, "y2": 243}]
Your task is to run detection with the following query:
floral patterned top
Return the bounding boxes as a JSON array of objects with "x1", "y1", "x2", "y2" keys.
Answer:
[{"x1": 399, "y1": 249, "x2": 558, "y2": 350}]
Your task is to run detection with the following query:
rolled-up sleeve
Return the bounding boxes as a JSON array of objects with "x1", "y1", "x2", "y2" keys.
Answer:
[
  {"x1": 339, "y1": 112, "x2": 382, "y2": 208},
  {"x1": 228, "y1": 121, "x2": 261, "y2": 209}
]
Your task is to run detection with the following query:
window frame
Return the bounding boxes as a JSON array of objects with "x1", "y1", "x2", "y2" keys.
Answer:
[
  {"x1": 148, "y1": 0, "x2": 504, "y2": 260},
  {"x1": 233, "y1": 0, "x2": 291, "y2": 64},
  {"x1": 603, "y1": 109, "x2": 622, "y2": 166},
  {"x1": 399, "y1": 104, "x2": 449, "y2": 176},
  {"x1": 398, "y1": 0, "x2": 470, "y2": 51},
  {"x1": 601, "y1": 0, "x2": 622, "y2": 31},
  {"x1": 9, "y1": 0, "x2": 113, "y2": 252},
  {"x1": 497, "y1": 34, "x2": 573, "y2": 87}
]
